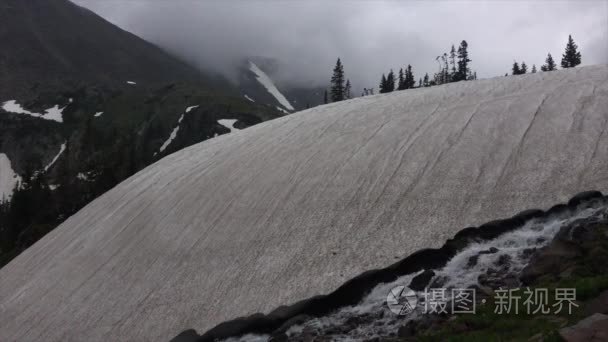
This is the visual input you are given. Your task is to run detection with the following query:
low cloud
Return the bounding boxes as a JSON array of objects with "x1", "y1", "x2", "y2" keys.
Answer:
[{"x1": 75, "y1": 0, "x2": 608, "y2": 90}]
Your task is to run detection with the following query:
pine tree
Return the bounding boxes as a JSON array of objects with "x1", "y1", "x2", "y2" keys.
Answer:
[
  {"x1": 406, "y1": 65, "x2": 415, "y2": 89},
  {"x1": 541, "y1": 53, "x2": 557, "y2": 71},
  {"x1": 449, "y1": 44, "x2": 457, "y2": 79},
  {"x1": 521, "y1": 62, "x2": 527, "y2": 74},
  {"x1": 419, "y1": 78, "x2": 422, "y2": 88},
  {"x1": 386, "y1": 70, "x2": 395, "y2": 92},
  {"x1": 561, "y1": 34, "x2": 582, "y2": 68},
  {"x1": 330, "y1": 58, "x2": 346, "y2": 102},
  {"x1": 512, "y1": 62, "x2": 521, "y2": 75},
  {"x1": 423, "y1": 73, "x2": 430, "y2": 87},
  {"x1": 379, "y1": 74, "x2": 388, "y2": 93},
  {"x1": 323, "y1": 90, "x2": 328, "y2": 104},
  {"x1": 531, "y1": 64, "x2": 537, "y2": 73},
  {"x1": 455, "y1": 40, "x2": 471, "y2": 81},
  {"x1": 345, "y1": 79, "x2": 351, "y2": 99},
  {"x1": 397, "y1": 68, "x2": 405, "y2": 90}
]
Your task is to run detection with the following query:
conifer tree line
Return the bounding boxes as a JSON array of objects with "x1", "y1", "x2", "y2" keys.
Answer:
[
  {"x1": 510, "y1": 35, "x2": 581, "y2": 75},
  {"x1": 325, "y1": 34, "x2": 583, "y2": 104}
]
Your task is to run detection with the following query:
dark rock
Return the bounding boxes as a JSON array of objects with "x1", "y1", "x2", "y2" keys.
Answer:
[
  {"x1": 568, "y1": 191, "x2": 604, "y2": 207},
  {"x1": 397, "y1": 320, "x2": 418, "y2": 337},
  {"x1": 495, "y1": 254, "x2": 512, "y2": 268},
  {"x1": 559, "y1": 313, "x2": 608, "y2": 342},
  {"x1": 481, "y1": 247, "x2": 499, "y2": 254},
  {"x1": 274, "y1": 314, "x2": 311, "y2": 334},
  {"x1": 169, "y1": 329, "x2": 200, "y2": 342},
  {"x1": 584, "y1": 290, "x2": 608, "y2": 316},
  {"x1": 269, "y1": 332, "x2": 289, "y2": 342},
  {"x1": 520, "y1": 239, "x2": 582, "y2": 285},
  {"x1": 466, "y1": 255, "x2": 480, "y2": 268},
  {"x1": 409, "y1": 270, "x2": 436, "y2": 291}
]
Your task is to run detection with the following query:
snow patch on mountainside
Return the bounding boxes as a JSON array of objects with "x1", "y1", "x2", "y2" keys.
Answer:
[
  {"x1": 158, "y1": 114, "x2": 184, "y2": 154},
  {"x1": 276, "y1": 106, "x2": 289, "y2": 114},
  {"x1": 44, "y1": 143, "x2": 67, "y2": 172},
  {"x1": 218, "y1": 119, "x2": 240, "y2": 132},
  {"x1": 185, "y1": 105, "x2": 199, "y2": 113},
  {"x1": 1, "y1": 100, "x2": 69, "y2": 123},
  {"x1": 155, "y1": 105, "x2": 200, "y2": 155},
  {"x1": 248, "y1": 61, "x2": 294, "y2": 111},
  {"x1": 127, "y1": 81, "x2": 137, "y2": 85},
  {"x1": 244, "y1": 95, "x2": 255, "y2": 102},
  {"x1": 0, "y1": 153, "x2": 21, "y2": 200},
  {"x1": 94, "y1": 112, "x2": 104, "y2": 117}
]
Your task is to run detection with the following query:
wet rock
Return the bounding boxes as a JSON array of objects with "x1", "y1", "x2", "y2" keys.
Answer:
[
  {"x1": 169, "y1": 329, "x2": 200, "y2": 342},
  {"x1": 269, "y1": 332, "x2": 288, "y2": 342},
  {"x1": 274, "y1": 314, "x2": 311, "y2": 334},
  {"x1": 584, "y1": 290, "x2": 608, "y2": 316},
  {"x1": 397, "y1": 320, "x2": 418, "y2": 337},
  {"x1": 521, "y1": 248, "x2": 536, "y2": 259},
  {"x1": 520, "y1": 239, "x2": 581, "y2": 285},
  {"x1": 559, "y1": 313, "x2": 608, "y2": 341},
  {"x1": 495, "y1": 254, "x2": 512, "y2": 268},
  {"x1": 466, "y1": 255, "x2": 480, "y2": 268},
  {"x1": 481, "y1": 247, "x2": 499, "y2": 254},
  {"x1": 409, "y1": 270, "x2": 436, "y2": 291}
]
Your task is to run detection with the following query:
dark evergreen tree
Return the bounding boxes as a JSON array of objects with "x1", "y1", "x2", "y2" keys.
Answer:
[
  {"x1": 345, "y1": 79, "x2": 351, "y2": 99},
  {"x1": 455, "y1": 40, "x2": 471, "y2": 81},
  {"x1": 512, "y1": 61, "x2": 521, "y2": 75},
  {"x1": 386, "y1": 70, "x2": 395, "y2": 92},
  {"x1": 531, "y1": 64, "x2": 537, "y2": 73},
  {"x1": 521, "y1": 62, "x2": 527, "y2": 74},
  {"x1": 379, "y1": 74, "x2": 388, "y2": 93},
  {"x1": 423, "y1": 73, "x2": 430, "y2": 87},
  {"x1": 323, "y1": 90, "x2": 328, "y2": 104},
  {"x1": 561, "y1": 34, "x2": 582, "y2": 68},
  {"x1": 449, "y1": 44, "x2": 457, "y2": 79},
  {"x1": 541, "y1": 53, "x2": 557, "y2": 71},
  {"x1": 397, "y1": 68, "x2": 405, "y2": 90},
  {"x1": 330, "y1": 58, "x2": 346, "y2": 102},
  {"x1": 419, "y1": 78, "x2": 422, "y2": 88},
  {"x1": 405, "y1": 65, "x2": 415, "y2": 89}
]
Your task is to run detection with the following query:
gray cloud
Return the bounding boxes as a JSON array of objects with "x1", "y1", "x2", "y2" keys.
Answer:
[{"x1": 74, "y1": 0, "x2": 608, "y2": 90}]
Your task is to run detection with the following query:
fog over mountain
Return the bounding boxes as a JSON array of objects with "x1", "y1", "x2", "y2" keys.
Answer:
[{"x1": 73, "y1": 0, "x2": 607, "y2": 89}]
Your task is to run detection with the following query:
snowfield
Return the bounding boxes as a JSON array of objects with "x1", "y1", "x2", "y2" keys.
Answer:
[
  {"x1": 249, "y1": 61, "x2": 294, "y2": 111},
  {"x1": 44, "y1": 142, "x2": 67, "y2": 172},
  {"x1": 1, "y1": 99, "x2": 70, "y2": 122},
  {"x1": 0, "y1": 153, "x2": 21, "y2": 200},
  {"x1": 1, "y1": 66, "x2": 607, "y2": 342}
]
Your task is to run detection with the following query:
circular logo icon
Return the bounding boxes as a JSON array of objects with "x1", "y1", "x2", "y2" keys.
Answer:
[{"x1": 387, "y1": 285, "x2": 418, "y2": 315}]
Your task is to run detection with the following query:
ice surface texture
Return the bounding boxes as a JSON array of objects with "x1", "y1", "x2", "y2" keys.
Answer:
[{"x1": 1, "y1": 66, "x2": 607, "y2": 341}]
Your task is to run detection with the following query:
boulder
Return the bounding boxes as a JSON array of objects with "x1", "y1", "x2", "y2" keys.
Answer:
[{"x1": 559, "y1": 313, "x2": 608, "y2": 342}]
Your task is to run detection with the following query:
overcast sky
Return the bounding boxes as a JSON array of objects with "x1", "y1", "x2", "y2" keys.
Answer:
[{"x1": 73, "y1": 0, "x2": 608, "y2": 89}]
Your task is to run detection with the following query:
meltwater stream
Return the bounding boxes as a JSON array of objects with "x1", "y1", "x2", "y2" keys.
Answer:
[{"x1": 224, "y1": 200, "x2": 608, "y2": 342}]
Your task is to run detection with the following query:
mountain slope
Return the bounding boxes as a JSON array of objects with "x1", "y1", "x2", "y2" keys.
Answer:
[
  {"x1": 0, "y1": 0, "x2": 222, "y2": 98},
  {"x1": 0, "y1": 0, "x2": 282, "y2": 266},
  {"x1": 1, "y1": 66, "x2": 608, "y2": 341}
]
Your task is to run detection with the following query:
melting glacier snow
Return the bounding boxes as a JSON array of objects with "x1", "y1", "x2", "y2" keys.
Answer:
[
  {"x1": 218, "y1": 119, "x2": 240, "y2": 132},
  {"x1": 249, "y1": 61, "x2": 294, "y2": 111},
  {"x1": 43, "y1": 142, "x2": 67, "y2": 172},
  {"x1": 1, "y1": 66, "x2": 607, "y2": 342},
  {"x1": 2, "y1": 100, "x2": 69, "y2": 122},
  {"x1": 0, "y1": 153, "x2": 21, "y2": 200}
]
